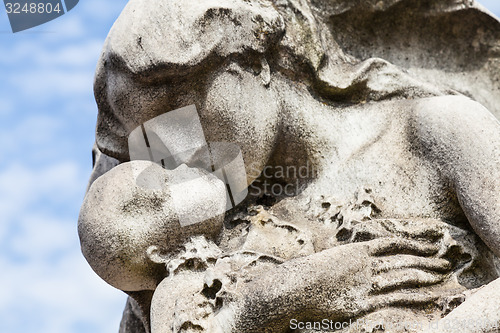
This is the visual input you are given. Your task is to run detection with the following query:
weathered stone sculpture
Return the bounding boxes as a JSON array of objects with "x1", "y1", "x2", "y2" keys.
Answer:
[{"x1": 79, "y1": 0, "x2": 500, "y2": 332}]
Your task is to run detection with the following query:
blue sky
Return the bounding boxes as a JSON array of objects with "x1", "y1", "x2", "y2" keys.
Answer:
[
  {"x1": 0, "y1": 1, "x2": 499, "y2": 333},
  {"x1": 0, "y1": 1, "x2": 129, "y2": 332}
]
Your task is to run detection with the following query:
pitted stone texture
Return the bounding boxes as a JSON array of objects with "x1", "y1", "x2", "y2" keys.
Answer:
[{"x1": 80, "y1": 0, "x2": 500, "y2": 332}]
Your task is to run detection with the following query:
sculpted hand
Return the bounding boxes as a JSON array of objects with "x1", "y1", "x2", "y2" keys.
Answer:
[{"x1": 223, "y1": 237, "x2": 451, "y2": 333}]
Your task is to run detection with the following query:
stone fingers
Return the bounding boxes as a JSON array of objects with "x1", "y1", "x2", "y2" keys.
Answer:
[
  {"x1": 368, "y1": 291, "x2": 439, "y2": 311},
  {"x1": 369, "y1": 238, "x2": 440, "y2": 257},
  {"x1": 371, "y1": 255, "x2": 451, "y2": 274},
  {"x1": 370, "y1": 268, "x2": 447, "y2": 294}
]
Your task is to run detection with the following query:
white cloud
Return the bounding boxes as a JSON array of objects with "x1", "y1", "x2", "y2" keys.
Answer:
[
  {"x1": 0, "y1": 159, "x2": 127, "y2": 332},
  {"x1": 8, "y1": 68, "x2": 94, "y2": 100},
  {"x1": 0, "y1": 115, "x2": 63, "y2": 150},
  {"x1": 0, "y1": 1, "x2": 130, "y2": 333},
  {"x1": 0, "y1": 161, "x2": 85, "y2": 242},
  {"x1": 5, "y1": 161, "x2": 79, "y2": 196},
  {"x1": 45, "y1": 40, "x2": 104, "y2": 67},
  {"x1": 0, "y1": 41, "x2": 33, "y2": 65},
  {"x1": 8, "y1": 214, "x2": 74, "y2": 258},
  {"x1": 0, "y1": 99, "x2": 14, "y2": 116},
  {"x1": 77, "y1": 0, "x2": 130, "y2": 21},
  {"x1": 37, "y1": 14, "x2": 89, "y2": 39},
  {"x1": 0, "y1": 225, "x2": 127, "y2": 333},
  {"x1": 0, "y1": 39, "x2": 103, "y2": 68}
]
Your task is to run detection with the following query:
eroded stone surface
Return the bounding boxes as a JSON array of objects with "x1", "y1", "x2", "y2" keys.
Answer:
[{"x1": 79, "y1": 0, "x2": 500, "y2": 332}]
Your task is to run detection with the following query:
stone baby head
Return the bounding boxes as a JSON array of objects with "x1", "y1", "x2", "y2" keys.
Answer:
[{"x1": 78, "y1": 161, "x2": 226, "y2": 291}]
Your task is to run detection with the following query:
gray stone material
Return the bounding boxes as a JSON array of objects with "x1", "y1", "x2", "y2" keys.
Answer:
[
  {"x1": 79, "y1": 0, "x2": 500, "y2": 332},
  {"x1": 79, "y1": 161, "x2": 226, "y2": 291}
]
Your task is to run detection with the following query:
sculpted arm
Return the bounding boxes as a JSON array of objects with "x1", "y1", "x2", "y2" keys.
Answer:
[
  {"x1": 413, "y1": 96, "x2": 500, "y2": 256},
  {"x1": 414, "y1": 95, "x2": 500, "y2": 332}
]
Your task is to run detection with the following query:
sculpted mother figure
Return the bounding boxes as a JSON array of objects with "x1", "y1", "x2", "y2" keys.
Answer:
[{"x1": 79, "y1": 0, "x2": 500, "y2": 332}]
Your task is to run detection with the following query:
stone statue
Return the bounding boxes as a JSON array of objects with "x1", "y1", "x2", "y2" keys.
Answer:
[{"x1": 78, "y1": 0, "x2": 500, "y2": 332}]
